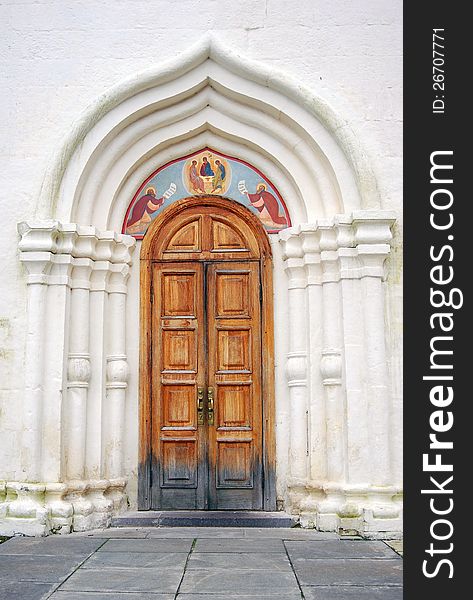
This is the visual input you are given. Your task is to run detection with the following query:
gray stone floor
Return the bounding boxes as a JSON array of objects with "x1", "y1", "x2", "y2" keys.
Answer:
[{"x1": 0, "y1": 528, "x2": 403, "y2": 599}]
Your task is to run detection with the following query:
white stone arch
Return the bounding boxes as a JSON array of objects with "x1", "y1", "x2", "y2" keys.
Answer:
[
  {"x1": 5, "y1": 35, "x2": 402, "y2": 538},
  {"x1": 36, "y1": 33, "x2": 379, "y2": 228}
]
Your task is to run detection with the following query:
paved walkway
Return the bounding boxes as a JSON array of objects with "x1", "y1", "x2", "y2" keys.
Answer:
[{"x1": 0, "y1": 528, "x2": 403, "y2": 600}]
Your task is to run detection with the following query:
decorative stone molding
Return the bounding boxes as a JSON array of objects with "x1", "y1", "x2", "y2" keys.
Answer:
[
  {"x1": 0, "y1": 479, "x2": 127, "y2": 536},
  {"x1": 106, "y1": 355, "x2": 129, "y2": 389},
  {"x1": 67, "y1": 354, "x2": 92, "y2": 388},
  {"x1": 87, "y1": 480, "x2": 114, "y2": 530},
  {"x1": 320, "y1": 349, "x2": 343, "y2": 386},
  {"x1": 18, "y1": 222, "x2": 135, "y2": 264},
  {"x1": 45, "y1": 483, "x2": 73, "y2": 535},
  {"x1": 0, "y1": 222, "x2": 136, "y2": 537},
  {"x1": 34, "y1": 36, "x2": 382, "y2": 234},
  {"x1": 0, "y1": 483, "x2": 48, "y2": 536},
  {"x1": 106, "y1": 478, "x2": 128, "y2": 513},
  {"x1": 279, "y1": 212, "x2": 402, "y2": 537},
  {"x1": 285, "y1": 352, "x2": 308, "y2": 388}
]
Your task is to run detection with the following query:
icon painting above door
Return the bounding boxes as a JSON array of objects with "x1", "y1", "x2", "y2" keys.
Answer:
[{"x1": 122, "y1": 148, "x2": 291, "y2": 238}]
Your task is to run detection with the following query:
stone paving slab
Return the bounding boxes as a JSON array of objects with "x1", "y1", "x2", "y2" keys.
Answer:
[
  {"x1": 242, "y1": 528, "x2": 339, "y2": 540},
  {"x1": 193, "y1": 537, "x2": 285, "y2": 553},
  {"x1": 178, "y1": 568, "x2": 300, "y2": 595},
  {"x1": 292, "y1": 558, "x2": 403, "y2": 587},
  {"x1": 98, "y1": 538, "x2": 193, "y2": 553},
  {"x1": 177, "y1": 594, "x2": 303, "y2": 599},
  {"x1": 50, "y1": 593, "x2": 175, "y2": 599},
  {"x1": 187, "y1": 552, "x2": 292, "y2": 571},
  {"x1": 385, "y1": 540, "x2": 404, "y2": 556},
  {"x1": 0, "y1": 536, "x2": 104, "y2": 556},
  {"x1": 75, "y1": 528, "x2": 151, "y2": 538},
  {"x1": 0, "y1": 553, "x2": 83, "y2": 583},
  {"x1": 0, "y1": 529, "x2": 403, "y2": 598},
  {"x1": 74, "y1": 526, "x2": 339, "y2": 540},
  {"x1": 301, "y1": 586, "x2": 404, "y2": 599},
  {"x1": 146, "y1": 527, "x2": 248, "y2": 539},
  {"x1": 82, "y1": 551, "x2": 189, "y2": 570},
  {"x1": 0, "y1": 581, "x2": 53, "y2": 600},
  {"x1": 59, "y1": 566, "x2": 184, "y2": 594},
  {"x1": 285, "y1": 540, "x2": 401, "y2": 560}
]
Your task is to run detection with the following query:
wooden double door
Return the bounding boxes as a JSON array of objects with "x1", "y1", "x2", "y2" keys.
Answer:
[
  {"x1": 140, "y1": 197, "x2": 275, "y2": 511},
  {"x1": 151, "y1": 260, "x2": 263, "y2": 509}
]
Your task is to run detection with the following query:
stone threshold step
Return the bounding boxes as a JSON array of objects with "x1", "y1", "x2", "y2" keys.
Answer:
[{"x1": 111, "y1": 510, "x2": 297, "y2": 528}]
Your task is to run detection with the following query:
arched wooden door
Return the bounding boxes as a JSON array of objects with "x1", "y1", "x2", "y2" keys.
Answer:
[{"x1": 139, "y1": 197, "x2": 276, "y2": 511}]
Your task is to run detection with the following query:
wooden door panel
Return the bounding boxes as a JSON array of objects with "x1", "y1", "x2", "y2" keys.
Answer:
[
  {"x1": 161, "y1": 271, "x2": 197, "y2": 316},
  {"x1": 162, "y1": 329, "x2": 197, "y2": 371},
  {"x1": 216, "y1": 441, "x2": 253, "y2": 488},
  {"x1": 211, "y1": 219, "x2": 249, "y2": 252},
  {"x1": 207, "y1": 262, "x2": 263, "y2": 509},
  {"x1": 215, "y1": 271, "x2": 251, "y2": 317},
  {"x1": 161, "y1": 439, "x2": 197, "y2": 487},
  {"x1": 217, "y1": 329, "x2": 252, "y2": 372},
  {"x1": 151, "y1": 263, "x2": 206, "y2": 509},
  {"x1": 161, "y1": 384, "x2": 196, "y2": 428},
  {"x1": 153, "y1": 207, "x2": 259, "y2": 261},
  {"x1": 166, "y1": 219, "x2": 201, "y2": 253},
  {"x1": 217, "y1": 383, "x2": 252, "y2": 429}
]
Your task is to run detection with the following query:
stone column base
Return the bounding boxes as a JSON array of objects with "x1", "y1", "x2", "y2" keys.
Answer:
[
  {"x1": 0, "y1": 479, "x2": 127, "y2": 536},
  {"x1": 287, "y1": 482, "x2": 403, "y2": 539}
]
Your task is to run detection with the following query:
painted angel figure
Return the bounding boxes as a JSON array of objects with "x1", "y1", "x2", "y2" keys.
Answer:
[
  {"x1": 199, "y1": 156, "x2": 214, "y2": 177},
  {"x1": 211, "y1": 159, "x2": 226, "y2": 193},
  {"x1": 126, "y1": 183, "x2": 177, "y2": 234},
  {"x1": 238, "y1": 180, "x2": 287, "y2": 228},
  {"x1": 188, "y1": 160, "x2": 205, "y2": 193}
]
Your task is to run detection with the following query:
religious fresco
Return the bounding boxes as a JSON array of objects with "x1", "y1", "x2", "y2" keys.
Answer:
[{"x1": 122, "y1": 148, "x2": 291, "y2": 238}]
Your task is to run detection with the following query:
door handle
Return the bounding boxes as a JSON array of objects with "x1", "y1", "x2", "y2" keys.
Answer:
[
  {"x1": 197, "y1": 387, "x2": 205, "y2": 425},
  {"x1": 207, "y1": 387, "x2": 215, "y2": 425}
]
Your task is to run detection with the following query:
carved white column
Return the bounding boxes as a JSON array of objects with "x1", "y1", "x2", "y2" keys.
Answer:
[
  {"x1": 65, "y1": 259, "x2": 93, "y2": 481},
  {"x1": 280, "y1": 230, "x2": 309, "y2": 484},
  {"x1": 10, "y1": 221, "x2": 135, "y2": 537},
  {"x1": 86, "y1": 261, "x2": 110, "y2": 480},
  {"x1": 301, "y1": 226, "x2": 327, "y2": 483},
  {"x1": 277, "y1": 213, "x2": 398, "y2": 534},
  {"x1": 338, "y1": 247, "x2": 370, "y2": 485},
  {"x1": 103, "y1": 262, "x2": 130, "y2": 507},
  {"x1": 319, "y1": 227, "x2": 346, "y2": 485},
  {"x1": 18, "y1": 223, "x2": 79, "y2": 484},
  {"x1": 42, "y1": 254, "x2": 74, "y2": 482},
  {"x1": 358, "y1": 244, "x2": 392, "y2": 487},
  {"x1": 19, "y1": 255, "x2": 52, "y2": 482},
  {"x1": 18, "y1": 222, "x2": 58, "y2": 483}
]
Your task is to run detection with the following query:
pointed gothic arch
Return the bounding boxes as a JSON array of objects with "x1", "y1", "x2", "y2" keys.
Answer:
[{"x1": 35, "y1": 34, "x2": 380, "y2": 230}]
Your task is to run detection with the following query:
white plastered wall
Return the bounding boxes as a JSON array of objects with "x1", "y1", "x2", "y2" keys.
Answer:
[{"x1": 0, "y1": 1, "x2": 402, "y2": 537}]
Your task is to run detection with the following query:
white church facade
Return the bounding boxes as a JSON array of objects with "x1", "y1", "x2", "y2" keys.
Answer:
[{"x1": 0, "y1": 3, "x2": 403, "y2": 538}]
